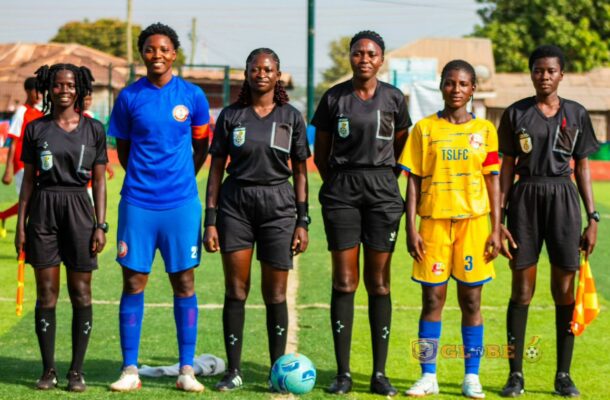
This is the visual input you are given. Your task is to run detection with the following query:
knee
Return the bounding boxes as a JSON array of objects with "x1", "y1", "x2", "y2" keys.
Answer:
[
  {"x1": 511, "y1": 284, "x2": 535, "y2": 305},
  {"x1": 263, "y1": 289, "x2": 286, "y2": 304},
  {"x1": 422, "y1": 292, "x2": 445, "y2": 314},
  {"x1": 37, "y1": 282, "x2": 59, "y2": 308},
  {"x1": 460, "y1": 295, "x2": 481, "y2": 316},
  {"x1": 225, "y1": 282, "x2": 249, "y2": 302},
  {"x1": 364, "y1": 280, "x2": 390, "y2": 296},
  {"x1": 551, "y1": 283, "x2": 574, "y2": 304},
  {"x1": 69, "y1": 285, "x2": 92, "y2": 308},
  {"x1": 332, "y1": 276, "x2": 358, "y2": 293}
]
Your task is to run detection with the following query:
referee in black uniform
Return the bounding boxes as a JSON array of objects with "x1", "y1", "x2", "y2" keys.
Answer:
[
  {"x1": 312, "y1": 30, "x2": 411, "y2": 396},
  {"x1": 203, "y1": 48, "x2": 310, "y2": 391},
  {"x1": 498, "y1": 45, "x2": 599, "y2": 398},
  {"x1": 15, "y1": 64, "x2": 108, "y2": 392}
]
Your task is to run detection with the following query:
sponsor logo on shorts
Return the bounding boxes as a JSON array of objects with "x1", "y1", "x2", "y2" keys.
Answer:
[
  {"x1": 431, "y1": 262, "x2": 445, "y2": 276},
  {"x1": 118, "y1": 241, "x2": 128, "y2": 258},
  {"x1": 233, "y1": 127, "x2": 246, "y2": 147},
  {"x1": 337, "y1": 117, "x2": 350, "y2": 138},
  {"x1": 518, "y1": 128, "x2": 532, "y2": 153},
  {"x1": 172, "y1": 105, "x2": 189, "y2": 122},
  {"x1": 469, "y1": 133, "x2": 483, "y2": 149},
  {"x1": 389, "y1": 231, "x2": 397, "y2": 242},
  {"x1": 40, "y1": 150, "x2": 53, "y2": 171}
]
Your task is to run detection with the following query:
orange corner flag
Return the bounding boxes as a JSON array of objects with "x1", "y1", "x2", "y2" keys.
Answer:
[
  {"x1": 571, "y1": 258, "x2": 600, "y2": 336},
  {"x1": 16, "y1": 251, "x2": 25, "y2": 317}
]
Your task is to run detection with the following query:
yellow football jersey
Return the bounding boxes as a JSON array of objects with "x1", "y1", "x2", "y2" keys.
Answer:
[{"x1": 398, "y1": 113, "x2": 499, "y2": 219}]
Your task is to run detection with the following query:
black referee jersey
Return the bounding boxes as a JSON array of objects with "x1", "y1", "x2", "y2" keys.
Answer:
[
  {"x1": 21, "y1": 115, "x2": 108, "y2": 186},
  {"x1": 311, "y1": 79, "x2": 411, "y2": 168},
  {"x1": 209, "y1": 103, "x2": 311, "y2": 185},
  {"x1": 498, "y1": 97, "x2": 600, "y2": 176}
]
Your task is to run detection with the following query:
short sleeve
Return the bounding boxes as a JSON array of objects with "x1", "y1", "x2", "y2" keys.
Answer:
[
  {"x1": 8, "y1": 106, "x2": 26, "y2": 139},
  {"x1": 94, "y1": 121, "x2": 109, "y2": 164},
  {"x1": 311, "y1": 91, "x2": 331, "y2": 132},
  {"x1": 395, "y1": 93, "x2": 412, "y2": 131},
  {"x1": 398, "y1": 122, "x2": 423, "y2": 176},
  {"x1": 573, "y1": 110, "x2": 600, "y2": 160},
  {"x1": 107, "y1": 91, "x2": 131, "y2": 140},
  {"x1": 482, "y1": 122, "x2": 500, "y2": 175},
  {"x1": 191, "y1": 87, "x2": 211, "y2": 139},
  {"x1": 498, "y1": 108, "x2": 517, "y2": 156},
  {"x1": 20, "y1": 123, "x2": 36, "y2": 165},
  {"x1": 209, "y1": 109, "x2": 230, "y2": 157},
  {"x1": 290, "y1": 110, "x2": 311, "y2": 161}
]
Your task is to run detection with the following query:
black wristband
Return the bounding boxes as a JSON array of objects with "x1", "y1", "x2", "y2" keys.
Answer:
[
  {"x1": 296, "y1": 202, "x2": 310, "y2": 230},
  {"x1": 204, "y1": 208, "x2": 217, "y2": 227}
]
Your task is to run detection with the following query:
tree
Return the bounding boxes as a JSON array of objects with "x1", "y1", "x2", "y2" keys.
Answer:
[
  {"x1": 471, "y1": 0, "x2": 610, "y2": 72},
  {"x1": 316, "y1": 36, "x2": 352, "y2": 101},
  {"x1": 51, "y1": 18, "x2": 185, "y2": 65}
]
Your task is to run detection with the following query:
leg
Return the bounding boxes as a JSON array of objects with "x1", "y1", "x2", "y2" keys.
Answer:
[
  {"x1": 34, "y1": 266, "x2": 60, "y2": 386},
  {"x1": 327, "y1": 246, "x2": 359, "y2": 394},
  {"x1": 363, "y1": 247, "x2": 397, "y2": 396},
  {"x1": 261, "y1": 262, "x2": 289, "y2": 367},
  {"x1": 457, "y1": 282, "x2": 486, "y2": 400},
  {"x1": 66, "y1": 271, "x2": 93, "y2": 375},
  {"x1": 551, "y1": 265, "x2": 576, "y2": 375},
  {"x1": 507, "y1": 265, "x2": 537, "y2": 373}
]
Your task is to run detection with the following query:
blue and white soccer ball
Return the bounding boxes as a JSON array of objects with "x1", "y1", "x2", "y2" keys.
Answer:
[{"x1": 270, "y1": 353, "x2": 316, "y2": 394}]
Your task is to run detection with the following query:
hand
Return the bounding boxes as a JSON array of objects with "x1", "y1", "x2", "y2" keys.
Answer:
[
  {"x1": 2, "y1": 170, "x2": 12, "y2": 185},
  {"x1": 203, "y1": 226, "x2": 220, "y2": 253},
  {"x1": 14, "y1": 228, "x2": 25, "y2": 256},
  {"x1": 580, "y1": 222, "x2": 597, "y2": 260},
  {"x1": 407, "y1": 230, "x2": 425, "y2": 263},
  {"x1": 484, "y1": 229, "x2": 502, "y2": 263},
  {"x1": 106, "y1": 165, "x2": 115, "y2": 180},
  {"x1": 91, "y1": 228, "x2": 106, "y2": 254},
  {"x1": 499, "y1": 224, "x2": 517, "y2": 260},
  {"x1": 291, "y1": 227, "x2": 309, "y2": 256}
]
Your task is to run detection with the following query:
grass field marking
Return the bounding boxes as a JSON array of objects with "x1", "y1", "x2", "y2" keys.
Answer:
[{"x1": 286, "y1": 254, "x2": 300, "y2": 354}]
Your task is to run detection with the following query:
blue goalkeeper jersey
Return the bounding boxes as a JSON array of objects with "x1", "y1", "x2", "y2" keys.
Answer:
[{"x1": 108, "y1": 76, "x2": 210, "y2": 210}]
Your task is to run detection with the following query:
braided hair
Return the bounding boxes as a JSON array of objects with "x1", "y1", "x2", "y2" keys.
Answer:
[
  {"x1": 34, "y1": 64, "x2": 94, "y2": 114},
  {"x1": 350, "y1": 30, "x2": 385, "y2": 55},
  {"x1": 236, "y1": 48, "x2": 289, "y2": 106},
  {"x1": 440, "y1": 59, "x2": 477, "y2": 89}
]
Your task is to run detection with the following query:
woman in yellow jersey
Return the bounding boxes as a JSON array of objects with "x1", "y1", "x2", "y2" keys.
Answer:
[{"x1": 399, "y1": 60, "x2": 508, "y2": 399}]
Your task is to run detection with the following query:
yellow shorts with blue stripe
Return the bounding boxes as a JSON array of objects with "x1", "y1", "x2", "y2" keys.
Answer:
[{"x1": 412, "y1": 215, "x2": 495, "y2": 286}]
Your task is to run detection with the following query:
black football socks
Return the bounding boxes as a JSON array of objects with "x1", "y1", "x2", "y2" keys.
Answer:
[
  {"x1": 556, "y1": 303, "x2": 575, "y2": 373},
  {"x1": 507, "y1": 300, "x2": 529, "y2": 373},
  {"x1": 368, "y1": 293, "x2": 392, "y2": 375},
  {"x1": 223, "y1": 297, "x2": 245, "y2": 371},
  {"x1": 35, "y1": 307, "x2": 57, "y2": 372},
  {"x1": 331, "y1": 289, "x2": 355, "y2": 375},
  {"x1": 265, "y1": 301, "x2": 288, "y2": 365},
  {"x1": 70, "y1": 305, "x2": 92, "y2": 372}
]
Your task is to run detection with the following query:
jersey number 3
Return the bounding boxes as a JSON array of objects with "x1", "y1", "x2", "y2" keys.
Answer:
[{"x1": 464, "y1": 256, "x2": 473, "y2": 271}]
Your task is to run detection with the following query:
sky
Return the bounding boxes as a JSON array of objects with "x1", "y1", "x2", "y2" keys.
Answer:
[{"x1": 0, "y1": 0, "x2": 482, "y2": 86}]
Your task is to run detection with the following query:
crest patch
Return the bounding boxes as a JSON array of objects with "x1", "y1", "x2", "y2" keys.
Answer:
[
  {"x1": 337, "y1": 117, "x2": 350, "y2": 138},
  {"x1": 469, "y1": 133, "x2": 483, "y2": 149},
  {"x1": 40, "y1": 150, "x2": 53, "y2": 171},
  {"x1": 172, "y1": 105, "x2": 189, "y2": 122},
  {"x1": 118, "y1": 241, "x2": 128, "y2": 258},
  {"x1": 233, "y1": 127, "x2": 246, "y2": 147},
  {"x1": 518, "y1": 128, "x2": 532, "y2": 154}
]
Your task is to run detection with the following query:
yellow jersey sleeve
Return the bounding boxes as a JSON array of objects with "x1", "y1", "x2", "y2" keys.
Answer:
[{"x1": 398, "y1": 123, "x2": 423, "y2": 176}]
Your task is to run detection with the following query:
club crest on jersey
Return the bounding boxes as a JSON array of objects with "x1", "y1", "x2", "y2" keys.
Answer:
[
  {"x1": 518, "y1": 128, "x2": 532, "y2": 154},
  {"x1": 432, "y1": 262, "x2": 445, "y2": 276},
  {"x1": 337, "y1": 117, "x2": 350, "y2": 138},
  {"x1": 40, "y1": 150, "x2": 53, "y2": 171},
  {"x1": 118, "y1": 241, "x2": 128, "y2": 258},
  {"x1": 469, "y1": 133, "x2": 483, "y2": 149},
  {"x1": 233, "y1": 127, "x2": 246, "y2": 147},
  {"x1": 172, "y1": 105, "x2": 189, "y2": 122}
]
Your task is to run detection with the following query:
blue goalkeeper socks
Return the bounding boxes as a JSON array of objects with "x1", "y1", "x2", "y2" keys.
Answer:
[
  {"x1": 174, "y1": 294, "x2": 199, "y2": 368},
  {"x1": 119, "y1": 291, "x2": 144, "y2": 368}
]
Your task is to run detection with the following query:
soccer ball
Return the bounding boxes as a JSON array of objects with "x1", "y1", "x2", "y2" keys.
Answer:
[{"x1": 270, "y1": 353, "x2": 316, "y2": 394}]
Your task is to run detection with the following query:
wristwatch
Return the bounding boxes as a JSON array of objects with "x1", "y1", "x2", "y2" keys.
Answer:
[
  {"x1": 95, "y1": 222, "x2": 109, "y2": 233},
  {"x1": 588, "y1": 211, "x2": 601, "y2": 223}
]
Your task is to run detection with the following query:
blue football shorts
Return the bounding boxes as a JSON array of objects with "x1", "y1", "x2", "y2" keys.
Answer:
[{"x1": 116, "y1": 196, "x2": 202, "y2": 273}]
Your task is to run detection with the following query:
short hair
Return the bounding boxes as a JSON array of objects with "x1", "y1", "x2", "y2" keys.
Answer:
[
  {"x1": 24, "y1": 77, "x2": 37, "y2": 91},
  {"x1": 138, "y1": 22, "x2": 180, "y2": 53},
  {"x1": 529, "y1": 45, "x2": 565, "y2": 71},
  {"x1": 440, "y1": 59, "x2": 477, "y2": 88},
  {"x1": 236, "y1": 48, "x2": 289, "y2": 106},
  {"x1": 349, "y1": 30, "x2": 385, "y2": 55},
  {"x1": 34, "y1": 64, "x2": 94, "y2": 114}
]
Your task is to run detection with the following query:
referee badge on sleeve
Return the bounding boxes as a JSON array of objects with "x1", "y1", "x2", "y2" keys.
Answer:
[
  {"x1": 337, "y1": 117, "x2": 350, "y2": 138},
  {"x1": 518, "y1": 128, "x2": 533, "y2": 154},
  {"x1": 233, "y1": 127, "x2": 246, "y2": 147},
  {"x1": 40, "y1": 150, "x2": 53, "y2": 171}
]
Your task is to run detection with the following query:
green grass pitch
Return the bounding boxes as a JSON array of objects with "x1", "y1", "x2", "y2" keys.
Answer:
[{"x1": 0, "y1": 169, "x2": 608, "y2": 399}]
